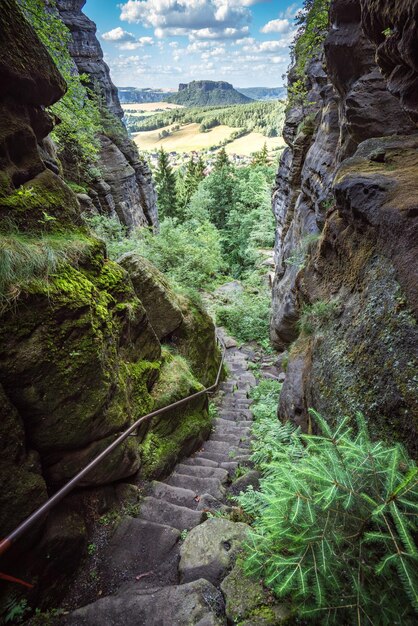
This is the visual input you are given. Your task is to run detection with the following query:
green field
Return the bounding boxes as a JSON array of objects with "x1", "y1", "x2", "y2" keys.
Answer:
[{"x1": 124, "y1": 100, "x2": 286, "y2": 157}]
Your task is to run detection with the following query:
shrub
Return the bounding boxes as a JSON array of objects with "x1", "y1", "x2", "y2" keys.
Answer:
[
  {"x1": 298, "y1": 299, "x2": 338, "y2": 335},
  {"x1": 216, "y1": 289, "x2": 271, "y2": 344},
  {"x1": 239, "y1": 411, "x2": 418, "y2": 625},
  {"x1": 86, "y1": 215, "x2": 224, "y2": 291},
  {"x1": 0, "y1": 231, "x2": 90, "y2": 309}
]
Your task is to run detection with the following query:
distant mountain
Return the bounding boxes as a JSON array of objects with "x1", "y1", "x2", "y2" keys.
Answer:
[
  {"x1": 165, "y1": 81, "x2": 252, "y2": 106},
  {"x1": 118, "y1": 87, "x2": 173, "y2": 103},
  {"x1": 236, "y1": 87, "x2": 287, "y2": 101}
]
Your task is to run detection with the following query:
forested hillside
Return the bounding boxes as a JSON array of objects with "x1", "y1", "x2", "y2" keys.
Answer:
[{"x1": 126, "y1": 100, "x2": 286, "y2": 138}]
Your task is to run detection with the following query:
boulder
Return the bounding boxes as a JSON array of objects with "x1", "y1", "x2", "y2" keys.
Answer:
[
  {"x1": 179, "y1": 518, "x2": 249, "y2": 585},
  {"x1": 119, "y1": 253, "x2": 184, "y2": 340}
]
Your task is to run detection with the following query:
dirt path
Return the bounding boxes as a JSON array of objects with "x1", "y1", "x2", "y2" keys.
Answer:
[{"x1": 58, "y1": 335, "x2": 277, "y2": 625}]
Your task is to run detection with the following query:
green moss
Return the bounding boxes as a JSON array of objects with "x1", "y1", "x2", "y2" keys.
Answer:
[
  {"x1": 151, "y1": 351, "x2": 204, "y2": 410},
  {"x1": 172, "y1": 296, "x2": 222, "y2": 387},
  {"x1": 140, "y1": 409, "x2": 210, "y2": 479},
  {"x1": 0, "y1": 170, "x2": 80, "y2": 231},
  {"x1": 124, "y1": 359, "x2": 161, "y2": 420}
]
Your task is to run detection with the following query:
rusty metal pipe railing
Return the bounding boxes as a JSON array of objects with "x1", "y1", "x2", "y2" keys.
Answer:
[{"x1": 0, "y1": 335, "x2": 226, "y2": 559}]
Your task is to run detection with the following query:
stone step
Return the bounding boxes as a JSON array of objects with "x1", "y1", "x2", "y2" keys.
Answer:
[
  {"x1": 218, "y1": 411, "x2": 241, "y2": 422},
  {"x1": 210, "y1": 432, "x2": 245, "y2": 445},
  {"x1": 175, "y1": 463, "x2": 229, "y2": 482},
  {"x1": 139, "y1": 496, "x2": 204, "y2": 531},
  {"x1": 181, "y1": 456, "x2": 219, "y2": 468},
  {"x1": 197, "y1": 450, "x2": 234, "y2": 464},
  {"x1": 219, "y1": 461, "x2": 239, "y2": 472},
  {"x1": 214, "y1": 423, "x2": 251, "y2": 435},
  {"x1": 166, "y1": 473, "x2": 225, "y2": 499},
  {"x1": 231, "y1": 454, "x2": 252, "y2": 464},
  {"x1": 102, "y1": 518, "x2": 180, "y2": 582},
  {"x1": 64, "y1": 579, "x2": 225, "y2": 625},
  {"x1": 150, "y1": 481, "x2": 199, "y2": 509},
  {"x1": 215, "y1": 417, "x2": 247, "y2": 429},
  {"x1": 200, "y1": 440, "x2": 239, "y2": 455}
]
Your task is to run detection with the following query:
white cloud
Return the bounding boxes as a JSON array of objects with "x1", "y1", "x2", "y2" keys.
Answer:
[
  {"x1": 119, "y1": 0, "x2": 252, "y2": 38},
  {"x1": 279, "y1": 3, "x2": 300, "y2": 19},
  {"x1": 261, "y1": 18, "x2": 291, "y2": 34},
  {"x1": 103, "y1": 29, "x2": 155, "y2": 50},
  {"x1": 102, "y1": 27, "x2": 135, "y2": 43},
  {"x1": 189, "y1": 26, "x2": 250, "y2": 40}
]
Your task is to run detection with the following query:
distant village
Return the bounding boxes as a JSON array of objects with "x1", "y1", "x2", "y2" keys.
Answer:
[{"x1": 144, "y1": 148, "x2": 280, "y2": 172}]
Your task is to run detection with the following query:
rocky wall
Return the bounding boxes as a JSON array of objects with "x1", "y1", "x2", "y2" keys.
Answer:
[
  {"x1": 271, "y1": 0, "x2": 418, "y2": 453},
  {"x1": 56, "y1": 0, "x2": 158, "y2": 231}
]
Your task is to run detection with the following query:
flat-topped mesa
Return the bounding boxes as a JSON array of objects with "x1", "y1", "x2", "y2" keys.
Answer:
[
  {"x1": 179, "y1": 80, "x2": 235, "y2": 92},
  {"x1": 167, "y1": 80, "x2": 252, "y2": 106},
  {"x1": 56, "y1": 0, "x2": 158, "y2": 230}
]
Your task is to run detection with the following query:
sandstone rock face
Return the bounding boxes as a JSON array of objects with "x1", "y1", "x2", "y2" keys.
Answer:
[
  {"x1": 119, "y1": 252, "x2": 184, "y2": 340},
  {"x1": 56, "y1": 0, "x2": 158, "y2": 230},
  {"x1": 361, "y1": 0, "x2": 418, "y2": 123},
  {"x1": 271, "y1": 0, "x2": 418, "y2": 453}
]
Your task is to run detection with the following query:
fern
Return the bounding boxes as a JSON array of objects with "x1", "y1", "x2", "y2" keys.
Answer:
[{"x1": 238, "y1": 407, "x2": 418, "y2": 625}]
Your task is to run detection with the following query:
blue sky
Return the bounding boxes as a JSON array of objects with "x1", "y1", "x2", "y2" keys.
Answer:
[{"x1": 84, "y1": 1, "x2": 302, "y2": 89}]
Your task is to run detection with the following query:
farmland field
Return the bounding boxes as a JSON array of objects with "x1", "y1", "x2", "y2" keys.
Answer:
[{"x1": 132, "y1": 122, "x2": 284, "y2": 155}]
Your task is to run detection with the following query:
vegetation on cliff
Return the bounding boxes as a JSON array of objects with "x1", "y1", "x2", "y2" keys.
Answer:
[{"x1": 19, "y1": 0, "x2": 102, "y2": 170}]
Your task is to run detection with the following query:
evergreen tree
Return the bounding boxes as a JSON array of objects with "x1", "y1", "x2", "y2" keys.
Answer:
[
  {"x1": 176, "y1": 155, "x2": 206, "y2": 216},
  {"x1": 251, "y1": 142, "x2": 269, "y2": 166},
  {"x1": 195, "y1": 155, "x2": 206, "y2": 182},
  {"x1": 239, "y1": 410, "x2": 418, "y2": 625},
  {"x1": 155, "y1": 147, "x2": 177, "y2": 218},
  {"x1": 214, "y1": 147, "x2": 230, "y2": 171}
]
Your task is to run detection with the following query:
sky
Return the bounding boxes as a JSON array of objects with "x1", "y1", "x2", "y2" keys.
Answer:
[{"x1": 84, "y1": 0, "x2": 302, "y2": 89}]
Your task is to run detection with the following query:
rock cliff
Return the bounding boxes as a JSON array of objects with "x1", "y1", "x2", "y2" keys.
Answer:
[
  {"x1": 56, "y1": 0, "x2": 158, "y2": 231},
  {"x1": 0, "y1": 0, "x2": 219, "y2": 609},
  {"x1": 271, "y1": 0, "x2": 418, "y2": 453}
]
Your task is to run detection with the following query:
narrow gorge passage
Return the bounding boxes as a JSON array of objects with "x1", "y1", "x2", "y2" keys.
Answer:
[{"x1": 58, "y1": 334, "x2": 273, "y2": 624}]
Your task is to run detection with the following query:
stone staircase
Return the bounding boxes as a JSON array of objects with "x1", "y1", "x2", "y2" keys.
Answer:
[{"x1": 61, "y1": 339, "x2": 261, "y2": 625}]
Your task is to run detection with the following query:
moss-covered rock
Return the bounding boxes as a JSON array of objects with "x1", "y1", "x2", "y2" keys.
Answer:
[
  {"x1": 0, "y1": 384, "x2": 48, "y2": 537},
  {"x1": 0, "y1": 243, "x2": 161, "y2": 455},
  {"x1": 119, "y1": 252, "x2": 183, "y2": 340},
  {"x1": 171, "y1": 295, "x2": 222, "y2": 387},
  {"x1": 221, "y1": 561, "x2": 290, "y2": 625},
  {"x1": 139, "y1": 350, "x2": 212, "y2": 479}
]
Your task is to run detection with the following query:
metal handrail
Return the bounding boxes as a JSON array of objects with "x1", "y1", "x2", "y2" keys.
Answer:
[{"x1": 0, "y1": 335, "x2": 226, "y2": 559}]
